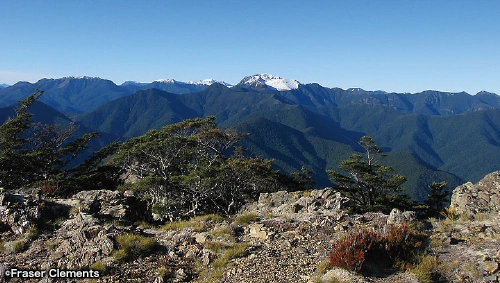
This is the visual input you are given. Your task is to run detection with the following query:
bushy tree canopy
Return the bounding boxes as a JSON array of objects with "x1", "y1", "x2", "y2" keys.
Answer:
[
  {"x1": 111, "y1": 117, "x2": 282, "y2": 220},
  {"x1": 327, "y1": 136, "x2": 410, "y2": 213},
  {"x1": 0, "y1": 90, "x2": 106, "y2": 193}
]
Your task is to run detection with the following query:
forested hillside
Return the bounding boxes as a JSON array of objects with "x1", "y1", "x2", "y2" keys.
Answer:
[{"x1": 2, "y1": 76, "x2": 500, "y2": 200}]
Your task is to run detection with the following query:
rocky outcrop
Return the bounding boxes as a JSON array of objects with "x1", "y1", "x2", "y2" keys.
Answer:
[
  {"x1": 0, "y1": 189, "x2": 42, "y2": 235},
  {"x1": 450, "y1": 171, "x2": 500, "y2": 216},
  {"x1": 245, "y1": 188, "x2": 350, "y2": 221},
  {"x1": 387, "y1": 208, "x2": 416, "y2": 226},
  {"x1": 72, "y1": 190, "x2": 130, "y2": 220},
  {"x1": 1, "y1": 180, "x2": 499, "y2": 283},
  {"x1": 46, "y1": 213, "x2": 117, "y2": 269}
]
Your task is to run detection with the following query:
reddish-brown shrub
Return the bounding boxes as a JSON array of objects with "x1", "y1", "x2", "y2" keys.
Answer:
[
  {"x1": 38, "y1": 180, "x2": 62, "y2": 196},
  {"x1": 329, "y1": 222, "x2": 425, "y2": 274}
]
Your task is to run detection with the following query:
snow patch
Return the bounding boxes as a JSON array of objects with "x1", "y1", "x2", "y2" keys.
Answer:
[
  {"x1": 239, "y1": 74, "x2": 300, "y2": 91},
  {"x1": 154, "y1": 79, "x2": 177, "y2": 83},
  {"x1": 187, "y1": 79, "x2": 232, "y2": 86}
]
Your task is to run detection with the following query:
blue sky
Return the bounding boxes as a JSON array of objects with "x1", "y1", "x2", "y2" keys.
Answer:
[{"x1": 1, "y1": 0, "x2": 499, "y2": 94}]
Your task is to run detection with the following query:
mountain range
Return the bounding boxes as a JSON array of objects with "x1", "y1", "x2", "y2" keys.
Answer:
[{"x1": 1, "y1": 74, "x2": 499, "y2": 201}]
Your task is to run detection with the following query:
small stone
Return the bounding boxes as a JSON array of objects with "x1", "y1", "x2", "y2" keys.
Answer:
[
  {"x1": 194, "y1": 232, "x2": 211, "y2": 244},
  {"x1": 248, "y1": 224, "x2": 268, "y2": 239},
  {"x1": 485, "y1": 261, "x2": 500, "y2": 274}
]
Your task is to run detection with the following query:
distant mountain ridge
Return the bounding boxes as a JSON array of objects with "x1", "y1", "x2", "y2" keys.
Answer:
[
  {"x1": 0, "y1": 74, "x2": 498, "y2": 115},
  {"x1": 74, "y1": 84, "x2": 495, "y2": 200},
  {"x1": 2, "y1": 74, "x2": 500, "y2": 201}
]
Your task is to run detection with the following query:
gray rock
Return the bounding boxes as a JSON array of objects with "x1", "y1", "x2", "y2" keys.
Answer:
[
  {"x1": 72, "y1": 190, "x2": 129, "y2": 220},
  {"x1": 0, "y1": 190, "x2": 42, "y2": 235},
  {"x1": 48, "y1": 213, "x2": 115, "y2": 269},
  {"x1": 387, "y1": 208, "x2": 416, "y2": 225},
  {"x1": 450, "y1": 171, "x2": 500, "y2": 216},
  {"x1": 250, "y1": 188, "x2": 350, "y2": 219}
]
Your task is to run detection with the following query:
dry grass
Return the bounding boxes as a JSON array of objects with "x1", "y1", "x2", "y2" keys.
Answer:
[
  {"x1": 112, "y1": 233, "x2": 157, "y2": 262},
  {"x1": 316, "y1": 260, "x2": 330, "y2": 275},
  {"x1": 234, "y1": 212, "x2": 259, "y2": 225},
  {"x1": 197, "y1": 241, "x2": 250, "y2": 281},
  {"x1": 410, "y1": 255, "x2": 441, "y2": 283}
]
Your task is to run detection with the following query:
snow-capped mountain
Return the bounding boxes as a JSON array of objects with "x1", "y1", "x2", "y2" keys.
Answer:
[
  {"x1": 149, "y1": 78, "x2": 231, "y2": 86},
  {"x1": 187, "y1": 79, "x2": 232, "y2": 87},
  {"x1": 238, "y1": 74, "x2": 300, "y2": 91},
  {"x1": 124, "y1": 78, "x2": 232, "y2": 87},
  {"x1": 119, "y1": 78, "x2": 232, "y2": 95}
]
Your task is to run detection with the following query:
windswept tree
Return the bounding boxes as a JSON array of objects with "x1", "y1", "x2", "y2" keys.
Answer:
[
  {"x1": 327, "y1": 136, "x2": 410, "y2": 213},
  {"x1": 423, "y1": 181, "x2": 449, "y2": 217},
  {"x1": 0, "y1": 90, "x2": 42, "y2": 190},
  {"x1": 111, "y1": 117, "x2": 281, "y2": 220},
  {"x1": 0, "y1": 89, "x2": 104, "y2": 192},
  {"x1": 288, "y1": 165, "x2": 316, "y2": 191}
]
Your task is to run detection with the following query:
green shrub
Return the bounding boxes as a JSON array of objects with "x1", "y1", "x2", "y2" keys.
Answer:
[
  {"x1": 44, "y1": 240, "x2": 58, "y2": 250},
  {"x1": 317, "y1": 260, "x2": 330, "y2": 275},
  {"x1": 90, "y1": 261, "x2": 108, "y2": 275},
  {"x1": 13, "y1": 240, "x2": 27, "y2": 253},
  {"x1": 113, "y1": 233, "x2": 157, "y2": 262},
  {"x1": 212, "y1": 242, "x2": 249, "y2": 270},
  {"x1": 234, "y1": 212, "x2": 259, "y2": 225},
  {"x1": 410, "y1": 255, "x2": 441, "y2": 283}
]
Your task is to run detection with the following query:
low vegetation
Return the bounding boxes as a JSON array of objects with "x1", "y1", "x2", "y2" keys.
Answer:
[
  {"x1": 198, "y1": 241, "x2": 250, "y2": 281},
  {"x1": 329, "y1": 222, "x2": 427, "y2": 275},
  {"x1": 112, "y1": 233, "x2": 157, "y2": 262},
  {"x1": 410, "y1": 255, "x2": 442, "y2": 283},
  {"x1": 90, "y1": 261, "x2": 108, "y2": 275},
  {"x1": 233, "y1": 212, "x2": 259, "y2": 225}
]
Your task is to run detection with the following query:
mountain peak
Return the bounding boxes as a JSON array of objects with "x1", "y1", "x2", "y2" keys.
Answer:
[
  {"x1": 154, "y1": 79, "x2": 177, "y2": 83},
  {"x1": 59, "y1": 76, "x2": 103, "y2": 81},
  {"x1": 238, "y1": 74, "x2": 300, "y2": 91},
  {"x1": 187, "y1": 79, "x2": 232, "y2": 87}
]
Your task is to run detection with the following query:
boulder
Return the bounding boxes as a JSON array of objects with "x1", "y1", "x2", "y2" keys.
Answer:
[
  {"x1": 48, "y1": 213, "x2": 116, "y2": 269},
  {"x1": 450, "y1": 171, "x2": 500, "y2": 216},
  {"x1": 0, "y1": 189, "x2": 42, "y2": 235},
  {"x1": 72, "y1": 189, "x2": 135, "y2": 221},
  {"x1": 250, "y1": 188, "x2": 350, "y2": 218},
  {"x1": 387, "y1": 208, "x2": 416, "y2": 226}
]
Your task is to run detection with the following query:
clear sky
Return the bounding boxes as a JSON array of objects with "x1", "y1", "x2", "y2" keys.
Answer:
[{"x1": 1, "y1": 0, "x2": 499, "y2": 94}]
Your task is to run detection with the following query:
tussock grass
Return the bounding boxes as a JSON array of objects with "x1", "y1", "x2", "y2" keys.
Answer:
[
  {"x1": 90, "y1": 261, "x2": 108, "y2": 275},
  {"x1": 212, "y1": 242, "x2": 249, "y2": 270},
  {"x1": 209, "y1": 226, "x2": 233, "y2": 240},
  {"x1": 316, "y1": 260, "x2": 330, "y2": 275},
  {"x1": 234, "y1": 212, "x2": 259, "y2": 225},
  {"x1": 112, "y1": 233, "x2": 157, "y2": 262},
  {"x1": 410, "y1": 255, "x2": 441, "y2": 283},
  {"x1": 197, "y1": 241, "x2": 250, "y2": 281}
]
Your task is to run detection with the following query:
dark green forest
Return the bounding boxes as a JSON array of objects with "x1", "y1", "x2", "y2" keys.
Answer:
[
  {"x1": 2, "y1": 77, "x2": 500, "y2": 205},
  {"x1": 0, "y1": 90, "x2": 453, "y2": 219}
]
